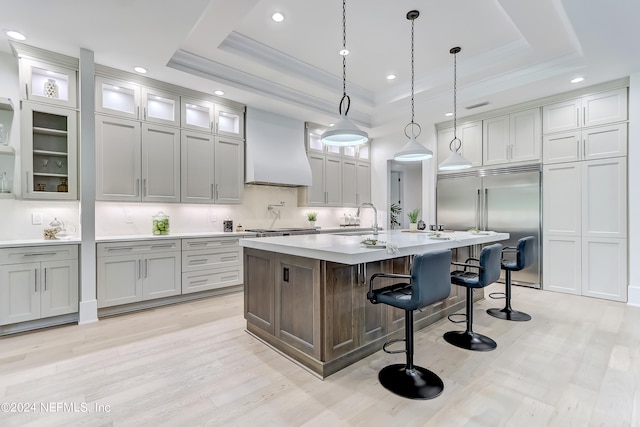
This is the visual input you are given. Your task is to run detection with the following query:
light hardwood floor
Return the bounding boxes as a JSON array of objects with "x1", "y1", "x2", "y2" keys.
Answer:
[{"x1": 1, "y1": 283, "x2": 639, "y2": 427}]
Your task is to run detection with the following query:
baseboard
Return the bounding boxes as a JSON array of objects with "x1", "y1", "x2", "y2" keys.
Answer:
[
  {"x1": 627, "y1": 285, "x2": 640, "y2": 307},
  {"x1": 79, "y1": 299, "x2": 99, "y2": 324}
]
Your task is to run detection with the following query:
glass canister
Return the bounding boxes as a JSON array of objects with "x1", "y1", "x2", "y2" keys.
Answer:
[{"x1": 152, "y1": 211, "x2": 170, "y2": 235}]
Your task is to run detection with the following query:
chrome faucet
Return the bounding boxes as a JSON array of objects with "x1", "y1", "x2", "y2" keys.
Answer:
[{"x1": 357, "y1": 202, "x2": 379, "y2": 238}]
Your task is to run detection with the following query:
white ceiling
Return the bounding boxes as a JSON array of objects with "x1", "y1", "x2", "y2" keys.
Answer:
[{"x1": 2, "y1": 0, "x2": 639, "y2": 138}]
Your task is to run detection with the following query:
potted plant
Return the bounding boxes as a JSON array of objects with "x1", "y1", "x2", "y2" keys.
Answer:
[
  {"x1": 407, "y1": 208, "x2": 420, "y2": 232},
  {"x1": 390, "y1": 203, "x2": 402, "y2": 229},
  {"x1": 306, "y1": 212, "x2": 318, "y2": 227}
]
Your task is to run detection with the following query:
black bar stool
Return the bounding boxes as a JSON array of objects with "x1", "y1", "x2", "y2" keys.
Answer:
[
  {"x1": 367, "y1": 250, "x2": 452, "y2": 400},
  {"x1": 444, "y1": 243, "x2": 502, "y2": 351},
  {"x1": 487, "y1": 236, "x2": 534, "y2": 321}
]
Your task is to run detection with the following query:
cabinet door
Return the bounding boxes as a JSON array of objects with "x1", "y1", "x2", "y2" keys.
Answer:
[
  {"x1": 582, "y1": 158, "x2": 627, "y2": 238},
  {"x1": 181, "y1": 97, "x2": 214, "y2": 131},
  {"x1": 96, "y1": 115, "x2": 141, "y2": 201},
  {"x1": 437, "y1": 127, "x2": 455, "y2": 166},
  {"x1": 182, "y1": 266, "x2": 241, "y2": 294},
  {"x1": 542, "y1": 98, "x2": 581, "y2": 133},
  {"x1": 583, "y1": 123, "x2": 627, "y2": 161},
  {"x1": 0, "y1": 263, "x2": 40, "y2": 325},
  {"x1": 142, "y1": 252, "x2": 181, "y2": 300},
  {"x1": 341, "y1": 158, "x2": 357, "y2": 207},
  {"x1": 510, "y1": 108, "x2": 541, "y2": 163},
  {"x1": 323, "y1": 262, "x2": 359, "y2": 360},
  {"x1": 543, "y1": 236, "x2": 581, "y2": 295},
  {"x1": 40, "y1": 259, "x2": 78, "y2": 318},
  {"x1": 95, "y1": 76, "x2": 141, "y2": 119},
  {"x1": 305, "y1": 153, "x2": 326, "y2": 206},
  {"x1": 214, "y1": 137, "x2": 244, "y2": 204},
  {"x1": 141, "y1": 124, "x2": 180, "y2": 203},
  {"x1": 21, "y1": 102, "x2": 78, "y2": 200},
  {"x1": 356, "y1": 162, "x2": 371, "y2": 205},
  {"x1": 20, "y1": 58, "x2": 77, "y2": 108},
  {"x1": 215, "y1": 105, "x2": 244, "y2": 139},
  {"x1": 483, "y1": 115, "x2": 510, "y2": 166},
  {"x1": 581, "y1": 238, "x2": 627, "y2": 302},
  {"x1": 180, "y1": 130, "x2": 214, "y2": 203},
  {"x1": 543, "y1": 163, "x2": 581, "y2": 236},
  {"x1": 325, "y1": 155, "x2": 342, "y2": 206},
  {"x1": 460, "y1": 121, "x2": 483, "y2": 167},
  {"x1": 542, "y1": 131, "x2": 580, "y2": 164},
  {"x1": 582, "y1": 88, "x2": 627, "y2": 128},
  {"x1": 142, "y1": 87, "x2": 180, "y2": 127},
  {"x1": 244, "y1": 248, "x2": 275, "y2": 334},
  {"x1": 97, "y1": 255, "x2": 142, "y2": 308}
]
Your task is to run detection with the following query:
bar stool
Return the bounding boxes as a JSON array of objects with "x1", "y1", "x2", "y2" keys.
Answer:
[
  {"x1": 444, "y1": 243, "x2": 502, "y2": 351},
  {"x1": 487, "y1": 236, "x2": 534, "y2": 321},
  {"x1": 367, "y1": 250, "x2": 452, "y2": 400}
]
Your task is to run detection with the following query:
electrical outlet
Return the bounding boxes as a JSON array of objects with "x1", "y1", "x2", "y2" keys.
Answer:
[
  {"x1": 125, "y1": 211, "x2": 133, "y2": 223},
  {"x1": 32, "y1": 212, "x2": 42, "y2": 225},
  {"x1": 210, "y1": 213, "x2": 217, "y2": 222}
]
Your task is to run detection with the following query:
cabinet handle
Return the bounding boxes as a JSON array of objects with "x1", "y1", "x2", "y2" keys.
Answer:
[
  {"x1": 34, "y1": 268, "x2": 38, "y2": 292},
  {"x1": 583, "y1": 139, "x2": 586, "y2": 159},
  {"x1": 135, "y1": 178, "x2": 140, "y2": 197},
  {"x1": 190, "y1": 279, "x2": 209, "y2": 285},
  {"x1": 189, "y1": 259, "x2": 208, "y2": 265},
  {"x1": 143, "y1": 179, "x2": 147, "y2": 197},
  {"x1": 44, "y1": 268, "x2": 47, "y2": 291},
  {"x1": 583, "y1": 106, "x2": 586, "y2": 126},
  {"x1": 144, "y1": 259, "x2": 148, "y2": 278},
  {"x1": 137, "y1": 106, "x2": 140, "y2": 119},
  {"x1": 137, "y1": 259, "x2": 141, "y2": 279},
  {"x1": 221, "y1": 256, "x2": 237, "y2": 261},
  {"x1": 25, "y1": 172, "x2": 30, "y2": 193},
  {"x1": 221, "y1": 275, "x2": 237, "y2": 281},
  {"x1": 25, "y1": 83, "x2": 29, "y2": 100},
  {"x1": 576, "y1": 108, "x2": 580, "y2": 128},
  {"x1": 211, "y1": 183, "x2": 215, "y2": 200},
  {"x1": 144, "y1": 107, "x2": 147, "y2": 121},
  {"x1": 106, "y1": 247, "x2": 134, "y2": 252},
  {"x1": 23, "y1": 252, "x2": 56, "y2": 257},
  {"x1": 215, "y1": 184, "x2": 219, "y2": 200},
  {"x1": 150, "y1": 244, "x2": 175, "y2": 249},
  {"x1": 188, "y1": 242, "x2": 207, "y2": 247}
]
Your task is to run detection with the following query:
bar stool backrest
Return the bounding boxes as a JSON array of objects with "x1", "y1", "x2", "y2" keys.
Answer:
[
  {"x1": 409, "y1": 250, "x2": 452, "y2": 310},
  {"x1": 515, "y1": 236, "x2": 535, "y2": 271},
  {"x1": 478, "y1": 243, "x2": 503, "y2": 287}
]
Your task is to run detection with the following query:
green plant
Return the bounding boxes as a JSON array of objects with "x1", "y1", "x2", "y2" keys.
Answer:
[
  {"x1": 306, "y1": 212, "x2": 318, "y2": 221},
  {"x1": 407, "y1": 208, "x2": 420, "y2": 224},
  {"x1": 390, "y1": 203, "x2": 402, "y2": 229}
]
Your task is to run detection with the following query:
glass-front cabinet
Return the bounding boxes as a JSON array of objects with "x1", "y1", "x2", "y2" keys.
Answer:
[
  {"x1": 181, "y1": 97, "x2": 214, "y2": 132},
  {"x1": 142, "y1": 87, "x2": 179, "y2": 127},
  {"x1": 21, "y1": 102, "x2": 77, "y2": 199},
  {"x1": 215, "y1": 105, "x2": 244, "y2": 139},
  {"x1": 95, "y1": 76, "x2": 141, "y2": 120},
  {"x1": 19, "y1": 58, "x2": 77, "y2": 109}
]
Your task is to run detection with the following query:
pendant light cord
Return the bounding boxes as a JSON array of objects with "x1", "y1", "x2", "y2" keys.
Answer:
[
  {"x1": 403, "y1": 10, "x2": 421, "y2": 139},
  {"x1": 338, "y1": 0, "x2": 351, "y2": 116},
  {"x1": 410, "y1": 15, "x2": 415, "y2": 126},
  {"x1": 453, "y1": 50, "x2": 457, "y2": 139}
]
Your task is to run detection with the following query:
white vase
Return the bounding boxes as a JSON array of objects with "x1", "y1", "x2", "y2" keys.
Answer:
[
  {"x1": 309, "y1": 221, "x2": 316, "y2": 228},
  {"x1": 409, "y1": 223, "x2": 418, "y2": 232},
  {"x1": 43, "y1": 79, "x2": 59, "y2": 99}
]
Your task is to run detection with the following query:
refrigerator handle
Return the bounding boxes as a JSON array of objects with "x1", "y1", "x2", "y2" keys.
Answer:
[{"x1": 484, "y1": 188, "x2": 489, "y2": 230}]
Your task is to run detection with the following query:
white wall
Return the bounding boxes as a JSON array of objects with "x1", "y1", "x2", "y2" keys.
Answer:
[{"x1": 627, "y1": 73, "x2": 640, "y2": 306}]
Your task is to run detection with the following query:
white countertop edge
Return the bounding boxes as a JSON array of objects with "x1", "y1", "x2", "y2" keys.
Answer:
[
  {"x1": 0, "y1": 238, "x2": 81, "y2": 248},
  {"x1": 95, "y1": 231, "x2": 257, "y2": 243},
  {"x1": 240, "y1": 231, "x2": 510, "y2": 265}
]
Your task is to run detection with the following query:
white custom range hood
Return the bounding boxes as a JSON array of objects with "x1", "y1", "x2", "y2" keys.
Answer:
[{"x1": 245, "y1": 107, "x2": 312, "y2": 187}]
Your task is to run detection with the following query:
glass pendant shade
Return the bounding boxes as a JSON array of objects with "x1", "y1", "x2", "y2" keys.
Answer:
[
  {"x1": 394, "y1": 135, "x2": 433, "y2": 161},
  {"x1": 321, "y1": 114, "x2": 368, "y2": 146}
]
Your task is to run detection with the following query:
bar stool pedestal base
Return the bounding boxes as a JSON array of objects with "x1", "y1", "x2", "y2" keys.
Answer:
[
  {"x1": 487, "y1": 307, "x2": 531, "y2": 321},
  {"x1": 378, "y1": 364, "x2": 444, "y2": 400},
  {"x1": 444, "y1": 330, "x2": 496, "y2": 351}
]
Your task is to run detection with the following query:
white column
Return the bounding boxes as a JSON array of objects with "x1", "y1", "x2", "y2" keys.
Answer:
[
  {"x1": 78, "y1": 48, "x2": 98, "y2": 323},
  {"x1": 628, "y1": 73, "x2": 640, "y2": 306}
]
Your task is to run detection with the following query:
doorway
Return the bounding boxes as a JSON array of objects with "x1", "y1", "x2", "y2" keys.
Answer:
[{"x1": 388, "y1": 160, "x2": 422, "y2": 230}]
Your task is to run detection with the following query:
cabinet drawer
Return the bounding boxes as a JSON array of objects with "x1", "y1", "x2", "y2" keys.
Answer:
[
  {"x1": 181, "y1": 247, "x2": 241, "y2": 272},
  {"x1": 97, "y1": 240, "x2": 180, "y2": 257},
  {"x1": 182, "y1": 267, "x2": 242, "y2": 294},
  {"x1": 181, "y1": 237, "x2": 239, "y2": 250},
  {"x1": 0, "y1": 245, "x2": 78, "y2": 265}
]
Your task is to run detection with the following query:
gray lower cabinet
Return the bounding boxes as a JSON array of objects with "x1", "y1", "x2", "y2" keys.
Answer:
[
  {"x1": 0, "y1": 245, "x2": 78, "y2": 325},
  {"x1": 181, "y1": 237, "x2": 243, "y2": 293},
  {"x1": 97, "y1": 240, "x2": 181, "y2": 308}
]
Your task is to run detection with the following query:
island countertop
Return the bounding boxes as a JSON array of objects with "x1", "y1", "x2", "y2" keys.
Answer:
[{"x1": 239, "y1": 230, "x2": 510, "y2": 264}]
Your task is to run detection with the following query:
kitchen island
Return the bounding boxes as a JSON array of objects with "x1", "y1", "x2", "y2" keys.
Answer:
[{"x1": 240, "y1": 230, "x2": 509, "y2": 378}]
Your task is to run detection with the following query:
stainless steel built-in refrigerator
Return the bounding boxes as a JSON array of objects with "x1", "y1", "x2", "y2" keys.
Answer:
[{"x1": 436, "y1": 164, "x2": 541, "y2": 288}]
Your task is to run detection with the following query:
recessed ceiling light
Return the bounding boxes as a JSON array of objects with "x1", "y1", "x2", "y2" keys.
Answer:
[
  {"x1": 339, "y1": 49, "x2": 349, "y2": 56},
  {"x1": 329, "y1": 123, "x2": 335, "y2": 127},
  {"x1": 214, "y1": 90, "x2": 224, "y2": 96},
  {"x1": 134, "y1": 66, "x2": 147, "y2": 74},
  {"x1": 6, "y1": 30, "x2": 26, "y2": 41},
  {"x1": 272, "y1": 12, "x2": 285, "y2": 22},
  {"x1": 570, "y1": 77, "x2": 584, "y2": 84},
  {"x1": 445, "y1": 112, "x2": 453, "y2": 117},
  {"x1": 386, "y1": 74, "x2": 396, "y2": 80}
]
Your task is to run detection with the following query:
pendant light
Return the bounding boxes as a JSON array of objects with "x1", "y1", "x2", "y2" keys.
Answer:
[
  {"x1": 321, "y1": 0, "x2": 369, "y2": 147},
  {"x1": 393, "y1": 10, "x2": 433, "y2": 162},
  {"x1": 439, "y1": 47, "x2": 472, "y2": 171}
]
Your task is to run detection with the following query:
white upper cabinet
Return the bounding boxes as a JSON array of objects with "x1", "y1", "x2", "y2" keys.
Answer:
[
  {"x1": 482, "y1": 115, "x2": 510, "y2": 165},
  {"x1": 543, "y1": 163, "x2": 582, "y2": 236},
  {"x1": 141, "y1": 124, "x2": 180, "y2": 203},
  {"x1": 581, "y1": 157, "x2": 627, "y2": 239},
  {"x1": 142, "y1": 87, "x2": 180, "y2": 127},
  {"x1": 181, "y1": 130, "x2": 215, "y2": 203},
  {"x1": 214, "y1": 137, "x2": 244, "y2": 204},
  {"x1": 437, "y1": 121, "x2": 483, "y2": 168},
  {"x1": 181, "y1": 97, "x2": 214, "y2": 132},
  {"x1": 542, "y1": 88, "x2": 627, "y2": 134},
  {"x1": 96, "y1": 76, "x2": 180, "y2": 126},
  {"x1": 483, "y1": 109, "x2": 541, "y2": 166},
  {"x1": 543, "y1": 123, "x2": 627, "y2": 164},
  {"x1": 19, "y1": 58, "x2": 77, "y2": 108},
  {"x1": 95, "y1": 76, "x2": 141, "y2": 119},
  {"x1": 215, "y1": 105, "x2": 244, "y2": 139}
]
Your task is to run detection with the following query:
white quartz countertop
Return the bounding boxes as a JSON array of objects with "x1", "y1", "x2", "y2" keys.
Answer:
[
  {"x1": 0, "y1": 238, "x2": 81, "y2": 249},
  {"x1": 95, "y1": 231, "x2": 257, "y2": 243},
  {"x1": 240, "y1": 230, "x2": 510, "y2": 264}
]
